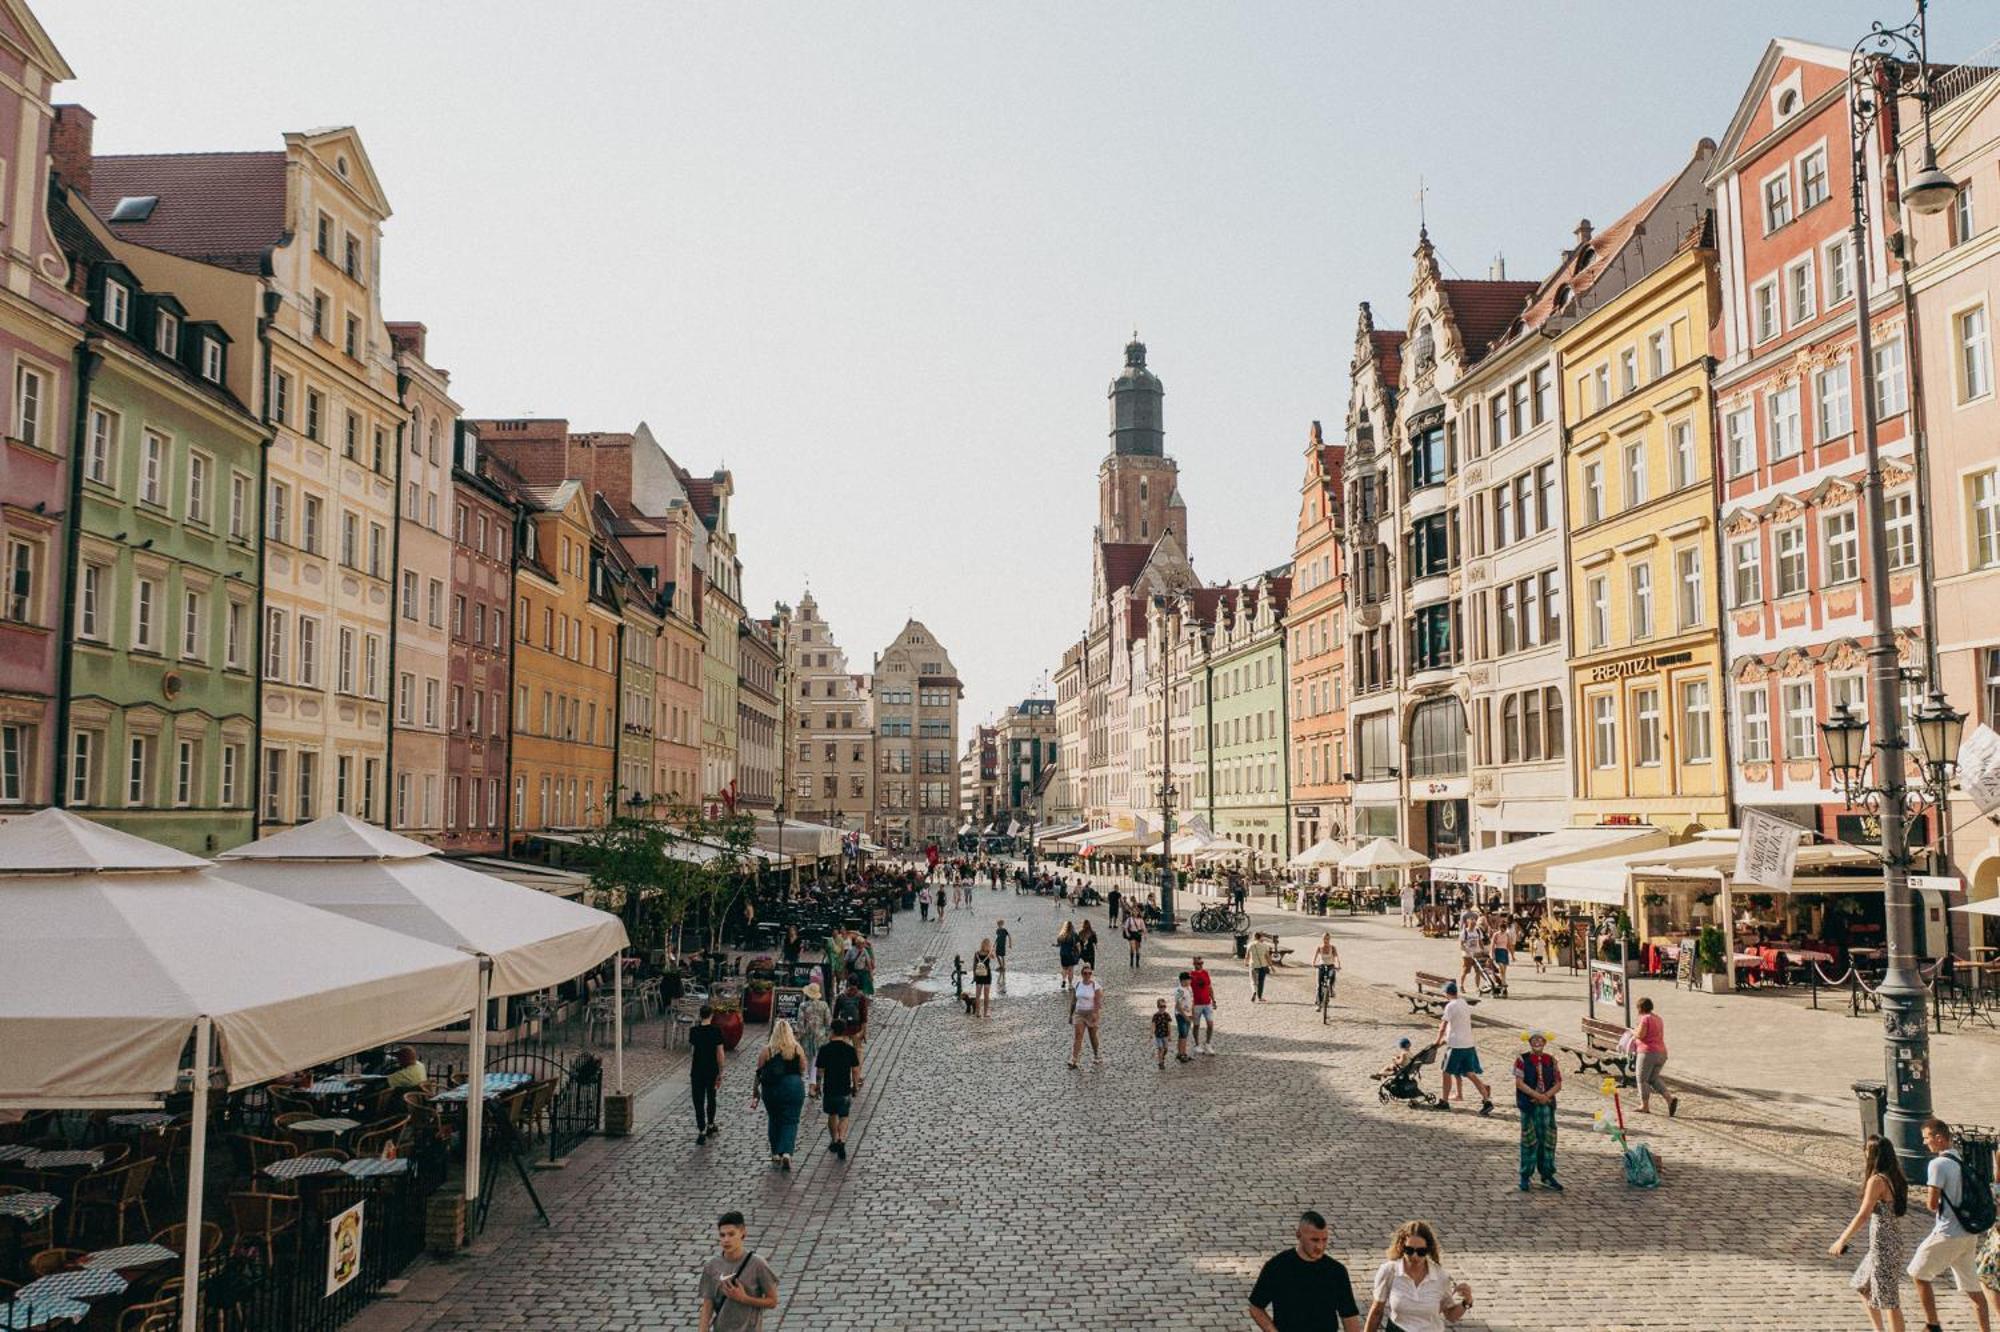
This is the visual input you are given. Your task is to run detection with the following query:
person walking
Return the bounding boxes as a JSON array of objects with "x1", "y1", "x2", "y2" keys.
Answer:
[
  {"x1": 1434, "y1": 983, "x2": 1493, "y2": 1115},
  {"x1": 1456, "y1": 912, "x2": 1486, "y2": 987},
  {"x1": 1363, "y1": 1221, "x2": 1473, "y2": 1332},
  {"x1": 1512, "y1": 1031, "x2": 1563, "y2": 1192},
  {"x1": 918, "y1": 884, "x2": 931, "y2": 922},
  {"x1": 1830, "y1": 1134, "x2": 1909, "y2": 1331},
  {"x1": 796, "y1": 983, "x2": 830, "y2": 1098},
  {"x1": 1190, "y1": 957, "x2": 1218, "y2": 1054},
  {"x1": 935, "y1": 881, "x2": 948, "y2": 922},
  {"x1": 815, "y1": 1021, "x2": 860, "y2": 1161},
  {"x1": 1068, "y1": 963, "x2": 1104, "y2": 1068},
  {"x1": 699, "y1": 1210, "x2": 780, "y2": 1332},
  {"x1": 1108, "y1": 884, "x2": 1122, "y2": 926},
  {"x1": 1078, "y1": 920, "x2": 1099, "y2": 970},
  {"x1": 1248, "y1": 1209, "x2": 1362, "y2": 1332},
  {"x1": 749, "y1": 1020, "x2": 807, "y2": 1170},
  {"x1": 1124, "y1": 907, "x2": 1146, "y2": 969},
  {"x1": 689, "y1": 1004, "x2": 726, "y2": 1144},
  {"x1": 1909, "y1": 1118, "x2": 1994, "y2": 1332},
  {"x1": 972, "y1": 938, "x2": 996, "y2": 1017},
  {"x1": 1631, "y1": 997, "x2": 1678, "y2": 1116},
  {"x1": 994, "y1": 919, "x2": 1010, "y2": 980},
  {"x1": 832, "y1": 978, "x2": 870, "y2": 1064},
  {"x1": 1152, "y1": 998, "x2": 1173, "y2": 1070},
  {"x1": 781, "y1": 924, "x2": 803, "y2": 978},
  {"x1": 1247, "y1": 933, "x2": 1274, "y2": 1003},
  {"x1": 1489, "y1": 917, "x2": 1514, "y2": 992},
  {"x1": 1173, "y1": 971, "x2": 1195, "y2": 1063},
  {"x1": 1056, "y1": 921, "x2": 1080, "y2": 989}
]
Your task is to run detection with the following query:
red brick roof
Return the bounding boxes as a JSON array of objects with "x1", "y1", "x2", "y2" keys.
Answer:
[
  {"x1": 1369, "y1": 330, "x2": 1405, "y2": 387},
  {"x1": 1438, "y1": 279, "x2": 1538, "y2": 362},
  {"x1": 1100, "y1": 542, "x2": 1153, "y2": 593},
  {"x1": 89, "y1": 152, "x2": 288, "y2": 274},
  {"x1": 1497, "y1": 173, "x2": 1682, "y2": 352}
]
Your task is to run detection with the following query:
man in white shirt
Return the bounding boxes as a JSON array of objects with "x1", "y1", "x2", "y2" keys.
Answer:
[
  {"x1": 1433, "y1": 982, "x2": 1493, "y2": 1115},
  {"x1": 1908, "y1": 1118, "x2": 1993, "y2": 1332}
]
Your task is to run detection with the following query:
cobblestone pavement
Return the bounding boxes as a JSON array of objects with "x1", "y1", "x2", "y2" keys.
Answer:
[{"x1": 357, "y1": 884, "x2": 1941, "y2": 1332}]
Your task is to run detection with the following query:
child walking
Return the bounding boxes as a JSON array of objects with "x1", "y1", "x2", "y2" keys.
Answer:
[
  {"x1": 1152, "y1": 998, "x2": 1172, "y2": 1069},
  {"x1": 1172, "y1": 972, "x2": 1195, "y2": 1063}
]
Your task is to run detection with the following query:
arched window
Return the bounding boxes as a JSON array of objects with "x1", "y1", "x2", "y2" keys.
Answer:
[{"x1": 1408, "y1": 696, "x2": 1467, "y2": 779}]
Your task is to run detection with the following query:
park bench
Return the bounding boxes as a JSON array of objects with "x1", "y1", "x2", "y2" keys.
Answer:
[
  {"x1": 1397, "y1": 970, "x2": 1474, "y2": 1017},
  {"x1": 1560, "y1": 1016, "x2": 1634, "y2": 1085}
]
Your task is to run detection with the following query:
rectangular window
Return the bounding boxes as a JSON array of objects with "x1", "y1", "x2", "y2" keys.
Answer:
[
  {"x1": 0, "y1": 724, "x2": 23, "y2": 803},
  {"x1": 180, "y1": 589, "x2": 204, "y2": 660},
  {"x1": 1669, "y1": 421, "x2": 1696, "y2": 491},
  {"x1": 201, "y1": 339, "x2": 223, "y2": 383},
  {"x1": 1620, "y1": 348, "x2": 1638, "y2": 395},
  {"x1": 369, "y1": 524, "x2": 385, "y2": 577},
  {"x1": 1631, "y1": 687, "x2": 1661, "y2": 766},
  {"x1": 297, "y1": 751, "x2": 316, "y2": 822},
  {"x1": 175, "y1": 738, "x2": 196, "y2": 807},
  {"x1": 424, "y1": 678, "x2": 440, "y2": 728},
  {"x1": 1630, "y1": 562, "x2": 1654, "y2": 640},
  {"x1": 141, "y1": 431, "x2": 166, "y2": 506},
  {"x1": 1648, "y1": 330, "x2": 1670, "y2": 379},
  {"x1": 341, "y1": 512, "x2": 358, "y2": 567},
  {"x1": 1957, "y1": 305, "x2": 1993, "y2": 402},
  {"x1": 296, "y1": 616, "x2": 318, "y2": 686},
  {"x1": 86, "y1": 406, "x2": 115, "y2": 484},
  {"x1": 1623, "y1": 441, "x2": 1647, "y2": 509},
  {"x1": 263, "y1": 748, "x2": 285, "y2": 822},
  {"x1": 1739, "y1": 687, "x2": 1770, "y2": 762},
  {"x1": 1799, "y1": 146, "x2": 1829, "y2": 209},
  {"x1": 1530, "y1": 365, "x2": 1551, "y2": 425},
  {"x1": 1874, "y1": 336, "x2": 1908, "y2": 416},
  {"x1": 266, "y1": 482, "x2": 289, "y2": 545},
  {"x1": 301, "y1": 495, "x2": 321, "y2": 555},
  {"x1": 158, "y1": 313, "x2": 184, "y2": 358},
  {"x1": 1825, "y1": 236, "x2": 1852, "y2": 304},
  {"x1": 1782, "y1": 680, "x2": 1816, "y2": 760},
  {"x1": 221, "y1": 743, "x2": 242, "y2": 806},
  {"x1": 1767, "y1": 385, "x2": 1801, "y2": 460},
  {"x1": 1587, "y1": 574, "x2": 1609, "y2": 649},
  {"x1": 187, "y1": 452, "x2": 209, "y2": 525},
  {"x1": 305, "y1": 389, "x2": 323, "y2": 441},
  {"x1": 3, "y1": 538, "x2": 33, "y2": 624},
  {"x1": 1775, "y1": 524, "x2": 1807, "y2": 595},
  {"x1": 1954, "y1": 183, "x2": 1977, "y2": 245},
  {"x1": 1823, "y1": 509, "x2": 1859, "y2": 583},
  {"x1": 1754, "y1": 280, "x2": 1779, "y2": 342},
  {"x1": 312, "y1": 292, "x2": 328, "y2": 341},
  {"x1": 103, "y1": 283, "x2": 130, "y2": 331},
  {"x1": 1591, "y1": 694, "x2": 1617, "y2": 769},
  {"x1": 1725, "y1": 407, "x2": 1754, "y2": 477},
  {"x1": 229, "y1": 473, "x2": 249, "y2": 539},
  {"x1": 1815, "y1": 363, "x2": 1852, "y2": 440},
  {"x1": 1786, "y1": 257, "x2": 1815, "y2": 326},
  {"x1": 1972, "y1": 470, "x2": 2000, "y2": 569},
  {"x1": 1885, "y1": 491, "x2": 1918, "y2": 570},
  {"x1": 69, "y1": 729, "x2": 95, "y2": 805},
  {"x1": 1731, "y1": 539, "x2": 1762, "y2": 607},
  {"x1": 1680, "y1": 680, "x2": 1713, "y2": 764},
  {"x1": 226, "y1": 600, "x2": 245, "y2": 669},
  {"x1": 365, "y1": 636, "x2": 381, "y2": 697},
  {"x1": 1763, "y1": 171, "x2": 1792, "y2": 231},
  {"x1": 337, "y1": 627, "x2": 355, "y2": 693},
  {"x1": 1583, "y1": 461, "x2": 1604, "y2": 524},
  {"x1": 264, "y1": 608, "x2": 286, "y2": 680},
  {"x1": 1676, "y1": 546, "x2": 1704, "y2": 630},
  {"x1": 343, "y1": 411, "x2": 359, "y2": 460},
  {"x1": 14, "y1": 364, "x2": 44, "y2": 448},
  {"x1": 427, "y1": 579, "x2": 444, "y2": 628},
  {"x1": 133, "y1": 578, "x2": 159, "y2": 651},
  {"x1": 400, "y1": 570, "x2": 417, "y2": 620},
  {"x1": 125, "y1": 733, "x2": 153, "y2": 806}
]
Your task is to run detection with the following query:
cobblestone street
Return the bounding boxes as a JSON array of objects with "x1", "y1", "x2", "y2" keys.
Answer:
[{"x1": 358, "y1": 886, "x2": 1932, "y2": 1331}]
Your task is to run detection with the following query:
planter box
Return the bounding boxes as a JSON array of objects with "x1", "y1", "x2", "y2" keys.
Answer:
[
  {"x1": 603, "y1": 1091, "x2": 636, "y2": 1137},
  {"x1": 425, "y1": 1194, "x2": 467, "y2": 1255},
  {"x1": 1700, "y1": 972, "x2": 1733, "y2": 994}
]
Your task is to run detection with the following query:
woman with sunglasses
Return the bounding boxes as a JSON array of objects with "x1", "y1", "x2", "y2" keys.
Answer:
[{"x1": 1363, "y1": 1220, "x2": 1472, "y2": 1332}]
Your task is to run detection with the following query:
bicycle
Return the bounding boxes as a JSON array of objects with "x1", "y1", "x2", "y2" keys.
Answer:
[
  {"x1": 1316, "y1": 964, "x2": 1338, "y2": 1023},
  {"x1": 1190, "y1": 904, "x2": 1250, "y2": 935}
]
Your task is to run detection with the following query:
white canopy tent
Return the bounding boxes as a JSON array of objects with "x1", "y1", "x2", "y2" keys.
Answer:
[
  {"x1": 1335, "y1": 837, "x2": 1429, "y2": 903},
  {"x1": 0, "y1": 809, "x2": 480, "y2": 1332},
  {"x1": 1032, "y1": 820, "x2": 1086, "y2": 844},
  {"x1": 754, "y1": 815, "x2": 842, "y2": 860},
  {"x1": 1429, "y1": 826, "x2": 1670, "y2": 909},
  {"x1": 214, "y1": 813, "x2": 630, "y2": 1209},
  {"x1": 1288, "y1": 837, "x2": 1352, "y2": 869},
  {"x1": 1955, "y1": 897, "x2": 2000, "y2": 917}
]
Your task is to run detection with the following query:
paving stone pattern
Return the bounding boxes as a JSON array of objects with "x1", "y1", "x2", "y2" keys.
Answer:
[{"x1": 359, "y1": 885, "x2": 1934, "y2": 1331}]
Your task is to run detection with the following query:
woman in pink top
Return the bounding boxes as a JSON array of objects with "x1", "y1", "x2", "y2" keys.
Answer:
[{"x1": 1631, "y1": 997, "x2": 1678, "y2": 1116}]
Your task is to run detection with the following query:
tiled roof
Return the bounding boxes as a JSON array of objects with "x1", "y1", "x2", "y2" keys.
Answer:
[
  {"x1": 520, "y1": 480, "x2": 581, "y2": 512},
  {"x1": 1497, "y1": 176, "x2": 1680, "y2": 351},
  {"x1": 89, "y1": 152, "x2": 288, "y2": 274},
  {"x1": 1369, "y1": 330, "x2": 1405, "y2": 387},
  {"x1": 48, "y1": 190, "x2": 114, "y2": 270},
  {"x1": 1100, "y1": 541, "x2": 1153, "y2": 593},
  {"x1": 683, "y1": 476, "x2": 718, "y2": 524},
  {"x1": 1185, "y1": 586, "x2": 1232, "y2": 627},
  {"x1": 1438, "y1": 279, "x2": 1539, "y2": 363}
]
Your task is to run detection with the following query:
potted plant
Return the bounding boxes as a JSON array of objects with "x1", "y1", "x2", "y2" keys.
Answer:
[
  {"x1": 744, "y1": 976, "x2": 775, "y2": 1025},
  {"x1": 1696, "y1": 925, "x2": 1731, "y2": 993},
  {"x1": 709, "y1": 995, "x2": 745, "y2": 1051}
]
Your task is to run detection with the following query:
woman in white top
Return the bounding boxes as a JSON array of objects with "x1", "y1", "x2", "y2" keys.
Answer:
[
  {"x1": 1067, "y1": 964, "x2": 1104, "y2": 1069},
  {"x1": 1363, "y1": 1220, "x2": 1472, "y2": 1332}
]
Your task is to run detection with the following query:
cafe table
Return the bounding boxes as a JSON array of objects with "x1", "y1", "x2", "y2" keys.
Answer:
[
  {"x1": 261, "y1": 1157, "x2": 346, "y2": 1182},
  {"x1": 286, "y1": 1117, "x2": 361, "y2": 1141},
  {"x1": 17, "y1": 1267, "x2": 127, "y2": 1302},
  {"x1": 431, "y1": 1072, "x2": 534, "y2": 1103},
  {"x1": 0, "y1": 1191, "x2": 60, "y2": 1225},
  {"x1": 0, "y1": 1293, "x2": 90, "y2": 1329},
  {"x1": 82, "y1": 1242, "x2": 178, "y2": 1272}
]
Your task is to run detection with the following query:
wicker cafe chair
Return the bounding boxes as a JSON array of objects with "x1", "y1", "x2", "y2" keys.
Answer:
[
  {"x1": 235, "y1": 1135, "x2": 296, "y2": 1178},
  {"x1": 225, "y1": 1192, "x2": 298, "y2": 1264},
  {"x1": 28, "y1": 1246, "x2": 88, "y2": 1276},
  {"x1": 349, "y1": 1118, "x2": 407, "y2": 1161},
  {"x1": 150, "y1": 1220, "x2": 223, "y2": 1261},
  {"x1": 0, "y1": 1183, "x2": 56, "y2": 1252},
  {"x1": 68, "y1": 1157, "x2": 154, "y2": 1244},
  {"x1": 118, "y1": 1296, "x2": 181, "y2": 1332}
]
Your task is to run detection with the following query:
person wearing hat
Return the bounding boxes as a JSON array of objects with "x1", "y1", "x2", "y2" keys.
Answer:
[
  {"x1": 1512, "y1": 1031, "x2": 1564, "y2": 1191},
  {"x1": 796, "y1": 982, "x2": 831, "y2": 1099},
  {"x1": 1433, "y1": 982, "x2": 1493, "y2": 1115}
]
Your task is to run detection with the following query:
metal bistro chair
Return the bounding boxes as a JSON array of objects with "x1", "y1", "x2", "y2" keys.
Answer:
[
  {"x1": 665, "y1": 997, "x2": 704, "y2": 1049},
  {"x1": 68, "y1": 1157, "x2": 154, "y2": 1244},
  {"x1": 582, "y1": 996, "x2": 617, "y2": 1047}
]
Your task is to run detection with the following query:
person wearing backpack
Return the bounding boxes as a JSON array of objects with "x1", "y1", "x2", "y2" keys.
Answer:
[{"x1": 1909, "y1": 1118, "x2": 1994, "y2": 1332}]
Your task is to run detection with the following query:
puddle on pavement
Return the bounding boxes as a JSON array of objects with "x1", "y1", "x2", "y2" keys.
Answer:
[{"x1": 876, "y1": 956, "x2": 1068, "y2": 1004}]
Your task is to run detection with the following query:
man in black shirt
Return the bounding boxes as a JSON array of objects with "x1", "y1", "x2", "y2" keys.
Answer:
[
  {"x1": 1247, "y1": 1210, "x2": 1360, "y2": 1332},
  {"x1": 687, "y1": 1005, "x2": 725, "y2": 1144},
  {"x1": 815, "y1": 1021, "x2": 861, "y2": 1161},
  {"x1": 994, "y1": 920, "x2": 1010, "y2": 979}
]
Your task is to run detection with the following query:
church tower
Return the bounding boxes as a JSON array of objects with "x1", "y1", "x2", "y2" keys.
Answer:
[{"x1": 1097, "y1": 336, "x2": 1186, "y2": 552}]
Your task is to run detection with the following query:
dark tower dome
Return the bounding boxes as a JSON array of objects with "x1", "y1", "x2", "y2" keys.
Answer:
[{"x1": 1108, "y1": 334, "x2": 1164, "y2": 457}]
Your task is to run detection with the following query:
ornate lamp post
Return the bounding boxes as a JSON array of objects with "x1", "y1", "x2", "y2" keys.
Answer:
[
  {"x1": 1156, "y1": 775, "x2": 1179, "y2": 931},
  {"x1": 1821, "y1": 1, "x2": 1961, "y2": 1173}
]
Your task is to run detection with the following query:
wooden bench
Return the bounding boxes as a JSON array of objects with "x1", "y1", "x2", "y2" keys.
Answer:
[
  {"x1": 1397, "y1": 970, "x2": 1476, "y2": 1017},
  {"x1": 1560, "y1": 1017, "x2": 1634, "y2": 1085}
]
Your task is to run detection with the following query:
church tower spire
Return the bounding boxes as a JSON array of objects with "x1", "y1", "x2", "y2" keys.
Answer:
[
  {"x1": 1108, "y1": 333, "x2": 1164, "y2": 457},
  {"x1": 1096, "y1": 335, "x2": 1185, "y2": 553}
]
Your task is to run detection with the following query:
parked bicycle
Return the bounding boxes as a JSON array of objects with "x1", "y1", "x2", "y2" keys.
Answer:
[{"x1": 1191, "y1": 904, "x2": 1250, "y2": 934}]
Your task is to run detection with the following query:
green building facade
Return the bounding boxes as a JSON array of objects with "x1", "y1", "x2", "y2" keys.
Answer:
[{"x1": 1199, "y1": 573, "x2": 1292, "y2": 870}]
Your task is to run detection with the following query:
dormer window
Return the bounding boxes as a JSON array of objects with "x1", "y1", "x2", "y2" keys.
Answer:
[
  {"x1": 154, "y1": 311, "x2": 179, "y2": 357},
  {"x1": 104, "y1": 281, "x2": 130, "y2": 331},
  {"x1": 201, "y1": 338, "x2": 224, "y2": 384}
]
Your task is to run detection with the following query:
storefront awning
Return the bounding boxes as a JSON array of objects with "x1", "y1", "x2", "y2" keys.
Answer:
[
  {"x1": 1432, "y1": 826, "x2": 1669, "y2": 895},
  {"x1": 1033, "y1": 820, "x2": 1087, "y2": 844},
  {"x1": 1546, "y1": 831, "x2": 1880, "y2": 906}
]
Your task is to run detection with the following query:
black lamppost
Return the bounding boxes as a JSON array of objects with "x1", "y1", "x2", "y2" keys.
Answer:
[
  {"x1": 1156, "y1": 775, "x2": 1179, "y2": 931},
  {"x1": 1820, "y1": 0, "x2": 1960, "y2": 1174}
]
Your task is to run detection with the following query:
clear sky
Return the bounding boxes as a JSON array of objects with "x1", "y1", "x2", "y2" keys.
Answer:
[{"x1": 47, "y1": 2, "x2": 1996, "y2": 732}]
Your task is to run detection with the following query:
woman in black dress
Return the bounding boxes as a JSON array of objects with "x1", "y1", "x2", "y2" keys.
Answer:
[{"x1": 1077, "y1": 921, "x2": 1098, "y2": 970}]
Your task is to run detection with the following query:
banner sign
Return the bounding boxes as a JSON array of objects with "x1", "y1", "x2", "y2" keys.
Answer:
[
  {"x1": 1958, "y1": 723, "x2": 2000, "y2": 816},
  {"x1": 1734, "y1": 808, "x2": 1799, "y2": 891},
  {"x1": 326, "y1": 1201, "x2": 364, "y2": 1296}
]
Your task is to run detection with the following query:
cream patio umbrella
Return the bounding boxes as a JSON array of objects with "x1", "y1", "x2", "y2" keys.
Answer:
[
  {"x1": 213, "y1": 813, "x2": 630, "y2": 1206},
  {"x1": 1337, "y1": 836, "x2": 1430, "y2": 903},
  {"x1": 0, "y1": 809, "x2": 479, "y2": 1332}
]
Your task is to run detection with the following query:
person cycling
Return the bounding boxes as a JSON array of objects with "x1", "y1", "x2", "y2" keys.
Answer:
[{"x1": 1312, "y1": 932, "x2": 1341, "y2": 1019}]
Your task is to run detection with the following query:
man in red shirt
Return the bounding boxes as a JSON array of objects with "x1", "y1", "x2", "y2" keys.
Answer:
[{"x1": 1188, "y1": 957, "x2": 1217, "y2": 1055}]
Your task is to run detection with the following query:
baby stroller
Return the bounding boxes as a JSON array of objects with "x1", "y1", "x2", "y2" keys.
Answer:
[
  {"x1": 1466, "y1": 949, "x2": 1507, "y2": 999},
  {"x1": 1373, "y1": 1040, "x2": 1446, "y2": 1110}
]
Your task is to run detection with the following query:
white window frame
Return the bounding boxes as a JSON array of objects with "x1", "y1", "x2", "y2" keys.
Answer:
[
  {"x1": 1753, "y1": 279, "x2": 1780, "y2": 343},
  {"x1": 1762, "y1": 168, "x2": 1793, "y2": 233},
  {"x1": 1798, "y1": 143, "x2": 1830, "y2": 211},
  {"x1": 1775, "y1": 523, "x2": 1808, "y2": 596},
  {"x1": 1767, "y1": 384, "x2": 1802, "y2": 461},
  {"x1": 140, "y1": 430, "x2": 167, "y2": 507},
  {"x1": 1681, "y1": 680, "x2": 1713, "y2": 764},
  {"x1": 1669, "y1": 419, "x2": 1696, "y2": 491},
  {"x1": 1725, "y1": 406, "x2": 1754, "y2": 477},
  {"x1": 187, "y1": 450, "x2": 210, "y2": 526},
  {"x1": 1782, "y1": 679, "x2": 1816, "y2": 760},
  {"x1": 1676, "y1": 545, "x2": 1704, "y2": 630},
  {"x1": 1815, "y1": 362, "x2": 1852, "y2": 441},
  {"x1": 1731, "y1": 537, "x2": 1763, "y2": 607},
  {"x1": 1955, "y1": 302, "x2": 1993, "y2": 404},
  {"x1": 1823, "y1": 508, "x2": 1859, "y2": 584},
  {"x1": 1591, "y1": 693, "x2": 1617, "y2": 770},
  {"x1": 1630, "y1": 562, "x2": 1654, "y2": 641},
  {"x1": 1785, "y1": 256, "x2": 1816, "y2": 326},
  {"x1": 1738, "y1": 687, "x2": 1771, "y2": 763},
  {"x1": 86, "y1": 405, "x2": 116, "y2": 486},
  {"x1": 1824, "y1": 235, "x2": 1853, "y2": 306},
  {"x1": 1632, "y1": 687, "x2": 1662, "y2": 766}
]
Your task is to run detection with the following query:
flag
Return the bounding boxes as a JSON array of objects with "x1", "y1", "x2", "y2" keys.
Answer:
[{"x1": 1734, "y1": 808, "x2": 1799, "y2": 891}]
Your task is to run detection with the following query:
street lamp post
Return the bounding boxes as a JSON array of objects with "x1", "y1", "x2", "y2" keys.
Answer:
[
  {"x1": 1821, "y1": 0, "x2": 1961, "y2": 1175},
  {"x1": 1156, "y1": 775, "x2": 1179, "y2": 931}
]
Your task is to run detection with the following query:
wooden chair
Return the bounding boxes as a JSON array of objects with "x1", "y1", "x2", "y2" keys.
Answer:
[
  {"x1": 150, "y1": 1220, "x2": 222, "y2": 1261},
  {"x1": 28, "y1": 1246, "x2": 88, "y2": 1276},
  {"x1": 235, "y1": 1135, "x2": 297, "y2": 1177},
  {"x1": 522, "y1": 1080, "x2": 557, "y2": 1142},
  {"x1": 350, "y1": 1118, "x2": 406, "y2": 1160},
  {"x1": 224, "y1": 1193, "x2": 297, "y2": 1263},
  {"x1": 68, "y1": 1158, "x2": 154, "y2": 1244}
]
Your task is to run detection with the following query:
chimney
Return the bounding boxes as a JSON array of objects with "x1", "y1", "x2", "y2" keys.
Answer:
[
  {"x1": 51, "y1": 105, "x2": 94, "y2": 197},
  {"x1": 1574, "y1": 218, "x2": 1594, "y2": 250},
  {"x1": 386, "y1": 321, "x2": 427, "y2": 359}
]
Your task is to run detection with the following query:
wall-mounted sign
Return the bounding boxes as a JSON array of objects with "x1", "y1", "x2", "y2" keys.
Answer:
[{"x1": 1589, "y1": 649, "x2": 1694, "y2": 683}]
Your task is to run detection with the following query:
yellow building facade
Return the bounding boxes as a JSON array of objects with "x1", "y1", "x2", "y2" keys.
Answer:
[{"x1": 1559, "y1": 226, "x2": 1731, "y2": 833}]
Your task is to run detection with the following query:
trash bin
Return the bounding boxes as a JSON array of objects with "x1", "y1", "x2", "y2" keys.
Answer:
[
  {"x1": 1234, "y1": 932, "x2": 1250, "y2": 960},
  {"x1": 1853, "y1": 1079, "x2": 1887, "y2": 1145}
]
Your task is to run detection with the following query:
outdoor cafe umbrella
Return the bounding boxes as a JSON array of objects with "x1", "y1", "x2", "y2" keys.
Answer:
[
  {"x1": 1288, "y1": 837, "x2": 1352, "y2": 869},
  {"x1": 1337, "y1": 836, "x2": 1429, "y2": 902},
  {"x1": 0, "y1": 809, "x2": 479, "y2": 1332},
  {"x1": 214, "y1": 813, "x2": 630, "y2": 1206}
]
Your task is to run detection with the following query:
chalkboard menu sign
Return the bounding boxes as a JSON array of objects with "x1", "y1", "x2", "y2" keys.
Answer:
[{"x1": 774, "y1": 988, "x2": 806, "y2": 1024}]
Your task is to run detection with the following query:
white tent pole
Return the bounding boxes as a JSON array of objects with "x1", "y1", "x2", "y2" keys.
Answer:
[
  {"x1": 179, "y1": 1016, "x2": 212, "y2": 1332},
  {"x1": 464, "y1": 958, "x2": 490, "y2": 1205},
  {"x1": 1722, "y1": 877, "x2": 1739, "y2": 990},
  {"x1": 613, "y1": 951, "x2": 626, "y2": 1093}
]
